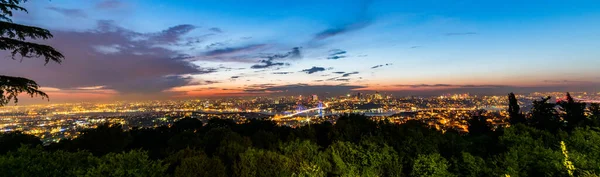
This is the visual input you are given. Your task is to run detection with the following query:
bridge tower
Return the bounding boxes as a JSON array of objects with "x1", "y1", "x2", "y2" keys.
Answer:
[
  {"x1": 296, "y1": 103, "x2": 305, "y2": 114},
  {"x1": 318, "y1": 101, "x2": 324, "y2": 118}
]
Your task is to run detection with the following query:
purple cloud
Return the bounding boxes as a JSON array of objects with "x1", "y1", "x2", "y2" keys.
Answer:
[{"x1": 0, "y1": 21, "x2": 213, "y2": 94}]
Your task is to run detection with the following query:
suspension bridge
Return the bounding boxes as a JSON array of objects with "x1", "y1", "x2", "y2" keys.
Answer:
[{"x1": 279, "y1": 101, "x2": 327, "y2": 119}]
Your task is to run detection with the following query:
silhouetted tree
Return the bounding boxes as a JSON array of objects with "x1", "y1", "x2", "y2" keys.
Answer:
[
  {"x1": 0, "y1": 131, "x2": 41, "y2": 154},
  {"x1": 171, "y1": 117, "x2": 203, "y2": 132},
  {"x1": 529, "y1": 96, "x2": 561, "y2": 132},
  {"x1": 127, "y1": 126, "x2": 172, "y2": 159},
  {"x1": 0, "y1": 0, "x2": 64, "y2": 106},
  {"x1": 70, "y1": 123, "x2": 132, "y2": 156},
  {"x1": 589, "y1": 103, "x2": 600, "y2": 127},
  {"x1": 331, "y1": 114, "x2": 378, "y2": 143},
  {"x1": 167, "y1": 131, "x2": 202, "y2": 152},
  {"x1": 558, "y1": 92, "x2": 587, "y2": 131},
  {"x1": 467, "y1": 110, "x2": 491, "y2": 135},
  {"x1": 508, "y1": 92, "x2": 526, "y2": 125}
]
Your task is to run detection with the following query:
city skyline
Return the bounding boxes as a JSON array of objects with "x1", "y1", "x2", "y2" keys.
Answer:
[{"x1": 2, "y1": 0, "x2": 600, "y2": 104}]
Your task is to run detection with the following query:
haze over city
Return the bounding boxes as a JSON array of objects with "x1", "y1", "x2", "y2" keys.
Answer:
[{"x1": 2, "y1": 0, "x2": 600, "y2": 104}]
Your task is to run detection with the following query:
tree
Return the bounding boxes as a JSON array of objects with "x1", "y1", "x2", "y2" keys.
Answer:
[
  {"x1": 0, "y1": 146, "x2": 167, "y2": 177},
  {"x1": 278, "y1": 140, "x2": 328, "y2": 177},
  {"x1": 85, "y1": 150, "x2": 167, "y2": 177},
  {"x1": 171, "y1": 118, "x2": 203, "y2": 132},
  {"x1": 1, "y1": 0, "x2": 64, "y2": 106},
  {"x1": 70, "y1": 123, "x2": 132, "y2": 156},
  {"x1": 167, "y1": 131, "x2": 202, "y2": 152},
  {"x1": 233, "y1": 148, "x2": 294, "y2": 177},
  {"x1": 565, "y1": 127, "x2": 600, "y2": 175},
  {"x1": 325, "y1": 140, "x2": 402, "y2": 176},
  {"x1": 331, "y1": 114, "x2": 379, "y2": 143},
  {"x1": 497, "y1": 124, "x2": 567, "y2": 176},
  {"x1": 467, "y1": 110, "x2": 491, "y2": 135},
  {"x1": 0, "y1": 146, "x2": 97, "y2": 176},
  {"x1": 0, "y1": 131, "x2": 41, "y2": 154},
  {"x1": 589, "y1": 103, "x2": 600, "y2": 127},
  {"x1": 529, "y1": 96, "x2": 560, "y2": 131},
  {"x1": 558, "y1": 92, "x2": 587, "y2": 131},
  {"x1": 411, "y1": 153, "x2": 454, "y2": 177},
  {"x1": 173, "y1": 152, "x2": 227, "y2": 177},
  {"x1": 508, "y1": 92, "x2": 526, "y2": 125},
  {"x1": 449, "y1": 152, "x2": 487, "y2": 177}
]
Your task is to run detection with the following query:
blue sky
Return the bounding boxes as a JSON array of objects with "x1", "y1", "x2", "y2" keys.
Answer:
[{"x1": 3, "y1": 0, "x2": 600, "y2": 102}]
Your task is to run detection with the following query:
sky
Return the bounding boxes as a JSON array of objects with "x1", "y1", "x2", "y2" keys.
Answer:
[{"x1": 2, "y1": 0, "x2": 600, "y2": 104}]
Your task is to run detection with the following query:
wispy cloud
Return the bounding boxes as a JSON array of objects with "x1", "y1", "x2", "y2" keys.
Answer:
[
  {"x1": 149, "y1": 24, "x2": 197, "y2": 44},
  {"x1": 394, "y1": 84, "x2": 508, "y2": 88},
  {"x1": 47, "y1": 6, "x2": 87, "y2": 18},
  {"x1": 204, "y1": 44, "x2": 266, "y2": 57},
  {"x1": 243, "y1": 84, "x2": 365, "y2": 95},
  {"x1": 205, "y1": 42, "x2": 224, "y2": 49},
  {"x1": 371, "y1": 63, "x2": 392, "y2": 69},
  {"x1": 272, "y1": 72, "x2": 293, "y2": 75},
  {"x1": 249, "y1": 47, "x2": 302, "y2": 69},
  {"x1": 327, "y1": 49, "x2": 347, "y2": 60},
  {"x1": 72, "y1": 86, "x2": 106, "y2": 90},
  {"x1": 301, "y1": 67, "x2": 326, "y2": 74},
  {"x1": 312, "y1": 0, "x2": 373, "y2": 41},
  {"x1": 209, "y1": 27, "x2": 223, "y2": 33},
  {"x1": 542, "y1": 80, "x2": 593, "y2": 84},
  {"x1": 341, "y1": 71, "x2": 359, "y2": 77}
]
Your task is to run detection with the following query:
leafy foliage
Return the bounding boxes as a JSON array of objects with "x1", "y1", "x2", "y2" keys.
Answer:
[
  {"x1": 411, "y1": 153, "x2": 453, "y2": 177},
  {"x1": 0, "y1": 146, "x2": 166, "y2": 177}
]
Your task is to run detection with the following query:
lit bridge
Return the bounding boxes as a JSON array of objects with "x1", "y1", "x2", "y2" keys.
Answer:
[{"x1": 280, "y1": 101, "x2": 327, "y2": 119}]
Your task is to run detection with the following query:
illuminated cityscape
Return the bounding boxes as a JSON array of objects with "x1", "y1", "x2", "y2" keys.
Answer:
[{"x1": 2, "y1": 91, "x2": 598, "y2": 144}]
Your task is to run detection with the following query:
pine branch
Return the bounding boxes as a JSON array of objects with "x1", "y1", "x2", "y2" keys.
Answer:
[
  {"x1": 0, "y1": 37, "x2": 64, "y2": 64},
  {"x1": 0, "y1": 21, "x2": 53, "y2": 40},
  {"x1": 0, "y1": 75, "x2": 48, "y2": 106},
  {"x1": 0, "y1": 1, "x2": 28, "y2": 22}
]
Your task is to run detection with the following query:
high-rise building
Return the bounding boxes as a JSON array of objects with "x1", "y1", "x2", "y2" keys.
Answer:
[
  {"x1": 374, "y1": 91, "x2": 383, "y2": 100},
  {"x1": 356, "y1": 92, "x2": 363, "y2": 100}
]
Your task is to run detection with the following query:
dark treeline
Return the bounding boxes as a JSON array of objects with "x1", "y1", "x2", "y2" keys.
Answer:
[{"x1": 1, "y1": 92, "x2": 600, "y2": 177}]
